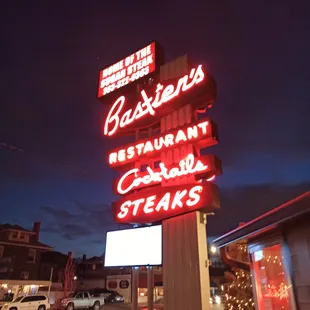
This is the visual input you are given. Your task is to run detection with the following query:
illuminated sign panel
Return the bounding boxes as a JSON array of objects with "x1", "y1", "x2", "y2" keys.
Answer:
[
  {"x1": 113, "y1": 182, "x2": 219, "y2": 224},
  {"x1": 98, "y1": 42, "x2": 157, "y2": 98},
  {"x1": 103, "y1": 65, "x2": 216, "y2": 136},
  {"x1": 114, "y1": 154, "x2": 222, "y2": 195},
  {"x1": 97, "y1": 42, "x2": 221, "y2": 226},
  {"x1": 108, "y1": 118, "x2": 218, "y2": 168}
]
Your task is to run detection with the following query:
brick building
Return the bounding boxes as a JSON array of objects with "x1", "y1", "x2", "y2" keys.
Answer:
[
  {"x1": 39, "y1": 251, "x2": 69, "y2": 282},
  {"x1": 0, "y1": 222, "x2": 52, "y2": 280}
]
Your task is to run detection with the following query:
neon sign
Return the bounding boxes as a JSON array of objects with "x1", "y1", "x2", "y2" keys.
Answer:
[
  {"x1": 113, "y1": 182, "x2": 219, "y2": 224},
  {"x1": 115, "y1": 154, "x2": 222, "y2": 195},
  {"x1": 103, "y1": 64, "x2": 213, "y2": 136},
  {"x1": 108, "y1": 118, "x2": 218, "y2": 168},
  {"x1": 98, "y1": 42, "x2": 157, "y2": 98}
]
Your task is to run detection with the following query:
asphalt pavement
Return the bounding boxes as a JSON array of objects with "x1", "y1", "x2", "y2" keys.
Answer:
[{"x1": 102, "y1": 303, "x2": 224, "y2": 310}]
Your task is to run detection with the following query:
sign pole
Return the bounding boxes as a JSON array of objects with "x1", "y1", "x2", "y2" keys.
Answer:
[
  {"x1": 131, "y1": 267, "x2": 138, "y2": 310},
  {"x1": 47, "y1": 267, "x2": 53, "y2": 299},
  {"x1": 163, "y1": 212, "x2": 211, "y2": 310},
  {"x1": 147, "y1": 266, "x2": 154, "y2": 310},
  {"x1": 159, "y1": 57, "x2": 212, "y2": 309}
]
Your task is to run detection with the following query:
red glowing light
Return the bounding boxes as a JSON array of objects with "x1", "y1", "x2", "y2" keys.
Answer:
[
  {"x1": 113, "y1": 182, "x2": 219, "y2": 224},
  {"x1": 103, "y1": 65, "x2": 206, "y2": 136},
  {"x1": 98, "y1": 42, "x2": 156, "y2": 98},
  {"x1": 108, "y1": 118, "x2": 218, "y2": 168},
  {"x1": 114, "y1": 154, "x2": 221, "y2": 195},
  {"x1": 264, "y1": 283, "x2": 289, "y2": 300}
]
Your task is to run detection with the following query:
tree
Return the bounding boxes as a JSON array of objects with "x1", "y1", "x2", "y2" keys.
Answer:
[
  {"x1": 224, "y1": 268, "x2": 255, "y2": 310},
  {"x1": 223, "y1": 241, "x2": 255, "y2": 310},
  {"x1": 54, "y1": 252, "x2": 76, "y2": 310},
  {"x1": 63, "y1": 252, "x2": 76, "y2": 298}
]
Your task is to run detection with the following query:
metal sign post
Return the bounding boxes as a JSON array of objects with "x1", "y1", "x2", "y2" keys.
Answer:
[
  {"x1": 131, "y1": 267, "x2": 139, "y2": 310},
  {"x1": 147, "y1": 266, "x2": 154, "y2": 310}
]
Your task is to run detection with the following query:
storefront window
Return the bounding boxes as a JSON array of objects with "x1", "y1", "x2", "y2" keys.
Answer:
[
  {"x1": 157, "y1": 287, "x2": 164, "y2": 296},
  {"x1": 252, "y1": 244, "x2": 295, "y2": 309},
  {"x1": 138, "y1": 288, "x2": 148, "y2": 296}
]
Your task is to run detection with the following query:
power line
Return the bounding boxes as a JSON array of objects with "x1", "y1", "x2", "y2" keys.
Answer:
[{"x1": 0, "y1": 141, "x2": 97, "y2": 179}]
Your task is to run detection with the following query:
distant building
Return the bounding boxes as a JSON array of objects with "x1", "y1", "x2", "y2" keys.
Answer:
[
  {"x1": 39, "y1": 251, "x2": 69, "y2": 283},
  {"x1": 76, "y1": 255, "x2": 131, "y2": 290},
  {"x1": 0, "y1": 222, "x2": 52, "y2": 280}
]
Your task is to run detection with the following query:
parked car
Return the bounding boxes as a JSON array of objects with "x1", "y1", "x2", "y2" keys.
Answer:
[
  {"x1": 61, "y1": 291, "x2": 104, "y2": 310},
  {"x1": 1, "y1": 295, "x2": 50, "y2": 310},
  {"x1": 89, "y1": 289, "x2": 124, "y2": 304}
]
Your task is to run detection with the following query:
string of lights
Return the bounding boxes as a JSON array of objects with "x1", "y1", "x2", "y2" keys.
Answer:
[
  {"x1": 225, "y1": 269, "x2": 255, "y2": 310},
  {"x1": 224, "y1": 242, "x2": 255, "y2": 310}
]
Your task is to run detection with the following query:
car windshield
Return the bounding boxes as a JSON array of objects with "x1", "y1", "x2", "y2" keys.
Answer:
[{"x1": 12, "y1": 297, "x2": 24, "y2": 303}]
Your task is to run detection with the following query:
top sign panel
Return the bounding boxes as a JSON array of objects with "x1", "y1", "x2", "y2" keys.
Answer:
[{"x1": 98, "y1": 42, "x2": 158, "y2": 99}]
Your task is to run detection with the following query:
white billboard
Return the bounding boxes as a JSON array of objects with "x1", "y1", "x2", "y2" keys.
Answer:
[{"x1": 104, "y1": 225, "x2": 162, "y2": 267}]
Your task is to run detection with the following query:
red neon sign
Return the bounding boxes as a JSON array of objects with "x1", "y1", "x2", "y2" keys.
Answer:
[
  {"x1": 108, "y1": 118, "x2": 218, "y2": 168},
  {"x1": 114, "y1": 154, "x2": 222, "y2": 195},
  {"x1": 113, "y1": 182, "x2": 219, "y2": 224},
  {"x1": 103, "y1": 64, "x2": 212, "y2": 136},
  {"x1": 98, "y1": 42, "x2": 156, "y2": 98}
]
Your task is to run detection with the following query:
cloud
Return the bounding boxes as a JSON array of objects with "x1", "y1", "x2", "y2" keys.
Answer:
[
  {"x1": 40, "y1": 205, "x2": 73, "y2": 219},
  {"x1": 90, "y1": 238, "x2": 105, "y2": 245},
  {"x1": 39, "y1": 201, "x2": 126, "y2": 243},
  {"x1": 207, "y1": 182, "x2": 310, "y2": 236},
  {"x1": 37, "y1": 183, "x2": 310, "y2": 254},
  {"x1": 60, "y1": 224, "x2": 92, "y2": 240}
]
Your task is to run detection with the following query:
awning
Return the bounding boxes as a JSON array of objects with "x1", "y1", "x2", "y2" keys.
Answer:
[
  {"x1": 213, "y1": 191, "x2": 310, "y2": 248},
  {"x1": 0, "y1": 280, "x2": 51, "y2": 286}
]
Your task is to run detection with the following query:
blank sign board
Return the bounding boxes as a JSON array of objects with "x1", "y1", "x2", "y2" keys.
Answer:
[{"x1": 104, "y1": 225, "x2": 162, "y2": 267}]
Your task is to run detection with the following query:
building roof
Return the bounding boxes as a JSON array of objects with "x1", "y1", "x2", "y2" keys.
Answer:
[
  {"x1": 0, "y1": 223, "x2": 52, "y2": 249},
  {"x1": 84, "y1": 256, "x2": 103, "y2": 263},
  {"x1": 0, "y1": 239, "x2": 53, "y2": 249},
  {"x1": 0, "y1": 223, "x2": 35, "y2": 234},
  {"x1": 213, "y1": 191, "x2": 310, "y2": 248},
  {"x1": 41, "y1": 251, "x2": 68, "y2": 265}
]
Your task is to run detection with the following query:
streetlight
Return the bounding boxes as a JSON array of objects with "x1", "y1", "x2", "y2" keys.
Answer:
[{"x1": 210, "y1": 245, "x2": 217, "y2": 254}]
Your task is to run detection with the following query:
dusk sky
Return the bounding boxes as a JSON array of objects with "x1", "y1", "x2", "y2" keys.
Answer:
[{"x1": 1, "y1": 1, "x2": 310, "y2": 257}]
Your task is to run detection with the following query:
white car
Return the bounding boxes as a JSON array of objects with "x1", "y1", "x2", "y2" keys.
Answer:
[{"x1": 1, "y1": 295, "x2": 50, "y2": 310}]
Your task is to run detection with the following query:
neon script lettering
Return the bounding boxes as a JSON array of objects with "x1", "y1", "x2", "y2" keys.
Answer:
[
  {"x1": 117, "y1": 185, "x2": 203, "y2": 220},
  {"x1": 117, "y1": 154, "x2": 208, "y2": 195},
  {"x1": 109, "y1": 119, "x2": 213, "y2": 167},
  {"x1": 104, "y1": 65, "x2": 205, "y2": 136}
]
